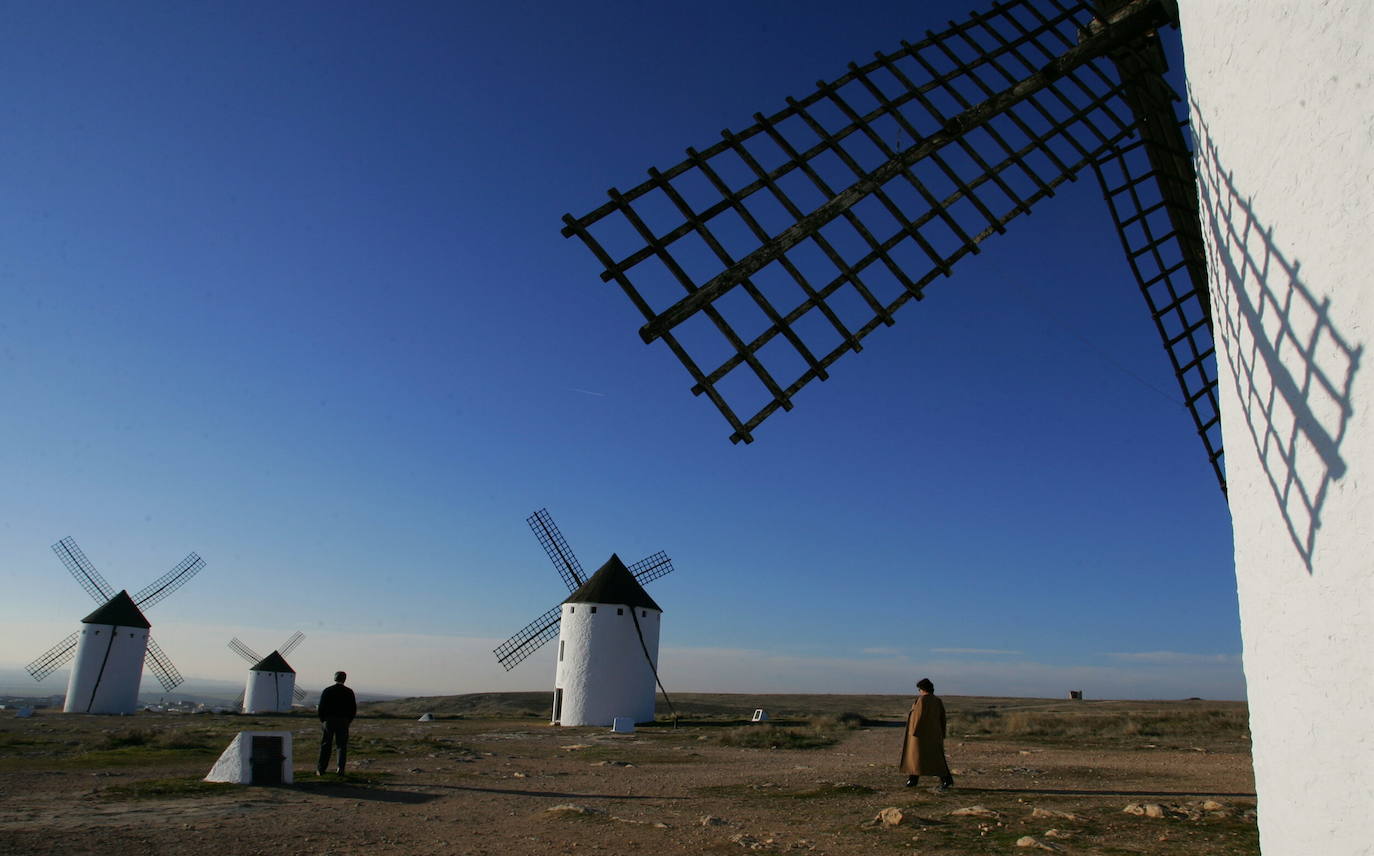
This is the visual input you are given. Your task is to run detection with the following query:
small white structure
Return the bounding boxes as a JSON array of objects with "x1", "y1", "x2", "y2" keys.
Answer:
[
  {"x1": 553, "y1": 554, "x2": 662, "y2": 727},
  {"x1": 418, "y1": 713, "x2": 434, "y2": 722},
  {"x1": 65, "y1": 591, "x2": 150, "y2": 715},
  {"x1": 205, "y1": 730, "x2": 294, "y2": 785},
  {"x1": 243, "y1": 652, "x2": 297, "y2": 714},
  {"x1": 1182, "y1": 4, "x2": 1374, "y2": 852},
  {"x1": 751, "y1": 709, "x2": 769, "y2": 722}
]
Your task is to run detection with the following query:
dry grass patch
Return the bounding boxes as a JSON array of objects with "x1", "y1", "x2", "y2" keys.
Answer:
[
  {"x1": 715, "y1": 725, "x2": 838, "y2": 750},
  {"x1": 947, "y1": 702, "x2": 1250, "y2": 745},
  {"x1": 98, "y1": 776, "x2": 237, "y2": 800}
]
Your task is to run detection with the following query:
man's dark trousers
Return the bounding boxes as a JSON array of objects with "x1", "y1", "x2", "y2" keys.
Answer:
[{"x1": 318, "y1": 718, "x2": 350, "y2": 774}]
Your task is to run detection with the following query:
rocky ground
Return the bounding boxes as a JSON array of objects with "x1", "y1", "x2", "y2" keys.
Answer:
[{"x1": 0, "y1": 699, "x2": 1257, "y2": 856}]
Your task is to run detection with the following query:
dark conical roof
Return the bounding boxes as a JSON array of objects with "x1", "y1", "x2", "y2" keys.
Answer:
[
  {"x1": 81, "y1": 590, "x2": 151, "y2": 628},
  {"x1": 250, "y1": 650, "x2": 295, "y2": 674},
  {"x1": 563, "y1": 554, "x2": 662, "y2": 611}
]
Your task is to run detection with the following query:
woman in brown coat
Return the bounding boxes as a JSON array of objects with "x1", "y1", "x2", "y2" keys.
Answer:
[{"x1": 899, "y1": 678, "x2": 954, "y2": 790}]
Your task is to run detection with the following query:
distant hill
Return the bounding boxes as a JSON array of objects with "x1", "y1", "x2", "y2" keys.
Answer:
[
  {"x1": 0, "y1": 667, "x2": 397, "y2": 709},
  {"x1": 360, "y1": 692, "x2": 1251, "y2": 737},
  {"x1": 361, "y1": 691, "x2": 924, "y2": 720}
]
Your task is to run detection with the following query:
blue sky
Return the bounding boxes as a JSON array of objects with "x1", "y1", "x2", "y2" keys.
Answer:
[{"x1": 0, "y1": 1, "x2": 1243, "y2": 700}]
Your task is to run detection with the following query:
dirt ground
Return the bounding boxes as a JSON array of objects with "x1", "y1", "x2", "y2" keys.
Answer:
[{"x1": 0, "y1": 703, "x2": 1257, "y2": 856}]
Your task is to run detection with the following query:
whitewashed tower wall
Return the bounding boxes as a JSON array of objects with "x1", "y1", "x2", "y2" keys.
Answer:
[
  {"x1": 1180, "y1": 3, "x2": 1373, "y2": 853},
  {"x1": 244, "y1": 669, "x2": 296, "y2": 714},
  {"x1": 65, "y1": 622, "x2": 148, "y2": 714},
  {"x1": 553, "y1": 601, "x2": 660, "y2": 726}
]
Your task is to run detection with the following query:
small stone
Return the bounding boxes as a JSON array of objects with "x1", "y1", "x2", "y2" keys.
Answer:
[
  {"x1": 729, "y1": 833, "x2": 763, "y2": 848},
  {"x1": 1200, "y1": 800, "x2": 1227, "y2": 812},
  {"x1": 1030, "y1": 808, "x2": 1087, "y2": 822},
  {"x1": 1015, "y1": 836, "x2": 1062, "y2": 851},
  {"x1": 511, "y1": 772, "x2": 526, "y2": 778},
  {"x1": 876, "y1": 807, "x2": 908, "y2": 826},
  {"x1": 1044, "y1": 829, "x2": 1073, "y2": 839},
  {"x1": 701, "y1": 816, "x2": 728, "y2": 827},
  {"x1": 948, "y1": 805, "x2": 999, "y2": 818},
  {"x1": 546, "y1": 804, "x2": 605, "y2": 816},
  {"x1": 1125, "y1": 802, "x2": 1182, "y2": 818},
  {"x1": 610, "y1": 815, "x2": 659, "y2": 826}
]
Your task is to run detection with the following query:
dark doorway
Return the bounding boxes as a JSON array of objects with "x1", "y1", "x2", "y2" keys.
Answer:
[
  {"x1": 552, "y1": 688, "x2": 563, "y2": 724},
  {"x1": 250, "y1": 735, "x2": 284, "y2": 785}
]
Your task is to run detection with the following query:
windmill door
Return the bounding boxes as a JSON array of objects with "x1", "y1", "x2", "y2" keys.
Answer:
[
  {"x1": 250, "y1": 736, "x2": 284, "y2": 785},
  {"x1": 552, "y1": 688, "x2": 563, "y2": 724}
]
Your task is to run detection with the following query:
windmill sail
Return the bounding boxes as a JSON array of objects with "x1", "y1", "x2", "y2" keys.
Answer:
[
  {"x1": 561, "y1": 0, "x2": 1223, "y2": 491},
  {"x1": 52, "y1": 537, "x2": 115, "y2": 605},
  {"x1": 493, "y1": 604, "x2": 563, "y2": 671},
  {"x1": 133, "y1": 553, "x2": 206, "y2": 610},
  {"x1": 144, "y1": 636, "x2": 184, "y2": 691},
  {"x1": 527, "y1": 508, "x2": 585, "y2": 591},
  {"x1": 279, "y1": 631, "x2": 305, "y2": 657},
  {"x1": 627, "y1": 551, "x2": 675, "y2": 586},
  {"x1": 1089, "y1": 29, "x2": 1222, "y2": 489},
  {"x1": 228, "y1": 637, "x2": 263, "y2": 664},
  {"x1": 25, "y1": 631, "x2": 80, "y2": 681}
]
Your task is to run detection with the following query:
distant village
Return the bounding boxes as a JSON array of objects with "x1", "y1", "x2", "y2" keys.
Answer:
[{"x1": 1, "y1": 692, "x2": 246, "y2": 715}]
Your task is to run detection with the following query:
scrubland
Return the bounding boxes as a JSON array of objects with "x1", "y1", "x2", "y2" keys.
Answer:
[{"x1": 0, "y1": 693, "x2": 1256, "y2": 855}]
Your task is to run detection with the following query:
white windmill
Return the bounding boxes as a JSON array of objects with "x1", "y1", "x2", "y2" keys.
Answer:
[
  {"x1": 228, "y1": 632, "x2": 308, "y2": 713},
  {"x1": 26, "y1": 536, "x2": 206, "y2": 714},
  {"x1": 558, "y1": 1, "x2": 1374, "y2": 850},
  {"x1": 493, "y1": 509, "x2": 674, "y2": 727}
]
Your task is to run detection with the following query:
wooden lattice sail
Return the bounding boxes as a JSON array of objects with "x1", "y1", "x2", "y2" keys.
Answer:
[{"x1": 561, "y1": 0, "x2": 1224, "y2": 492}]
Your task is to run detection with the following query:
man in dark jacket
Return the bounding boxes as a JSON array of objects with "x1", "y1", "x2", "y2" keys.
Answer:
[{"x1": 316, "y1": 670, "x2": 357, "y2": 775}]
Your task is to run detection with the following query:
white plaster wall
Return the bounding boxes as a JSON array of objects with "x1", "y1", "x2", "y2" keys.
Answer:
[
  {"x1": 553, "y1": 602, "x2": 660, "y2": 726},
  {"x1": 244, "y1": 670, "x2": 296, "y2": 714},
  {"x1": 64, "y1": 623, "x2": 148, "y2": 714},
  {"x1": 1180, "y1": 3, "x2": 1373, "y2": 853},
  {"x1": 204, "y1": 730, "x2": 294, "y2": 784}
]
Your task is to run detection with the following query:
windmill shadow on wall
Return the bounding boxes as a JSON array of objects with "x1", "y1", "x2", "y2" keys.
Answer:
[{"x1": 1192, "y1": 110, "x2": 1362, "y2": 572}]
